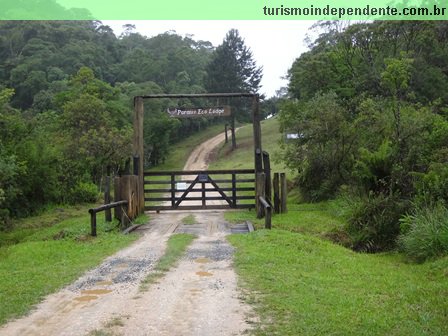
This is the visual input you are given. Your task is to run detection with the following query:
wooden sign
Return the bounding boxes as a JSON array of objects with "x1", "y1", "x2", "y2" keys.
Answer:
[{"x1": 167, "y1": 106, "x2": 231, "y2": 118}]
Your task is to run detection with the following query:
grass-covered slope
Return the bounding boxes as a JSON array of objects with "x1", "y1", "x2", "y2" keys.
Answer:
[
  {"x1": 229, "y1": 231, "x2": 448, "y2": 336},
  {"x1": 207, "y1": 116, "x2": 448, "y2": 335},
  {"x1": 210, "y1": 117, "x2": 291, "y2": 175}
]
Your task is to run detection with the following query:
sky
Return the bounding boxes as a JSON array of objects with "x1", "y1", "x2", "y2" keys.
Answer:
[{"x1": 103, "y1": 21, "x2": 317, "y2": 97}]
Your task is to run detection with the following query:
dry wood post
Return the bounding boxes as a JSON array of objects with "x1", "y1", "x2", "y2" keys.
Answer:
[
  {"x1": 252, "y1": 95, "x2": 262, "y2": 174},
  {"x1": 114, "y1": 173, "x2": 139, "y2": 225},
  {"x1": 256, "y1": 172, "x2": 266, "y2": 219},
  {"x1": 262, "y1": 151, "x2": 272, "y2": 205},
  {"x1": 273, "y1": 172, "x2": 280, "y2": 214},
  {"x1": 90, "y1": 201, "x2": 128, "y2": 236},
  {"x1": 104, "y1": 165, "x2": 112, "y2": 222},
  {"x1": 280, "y1": 172, "x2": 288, "y2": 213},
  {"x1": 259, "y1": 196, "x2": 272, "y2": 229}
]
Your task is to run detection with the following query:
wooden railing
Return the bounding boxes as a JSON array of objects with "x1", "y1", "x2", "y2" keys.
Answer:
[
  {"x1": 88, "y1": 200, "x2": 128, "y2": 236},
  {"x1": 259, "y1": 196, "x2": 272, "y2": 229}
]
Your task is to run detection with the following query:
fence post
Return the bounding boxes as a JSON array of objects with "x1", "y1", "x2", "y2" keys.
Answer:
[
  {"x1": 89, "y1": 210, "x2": 97, "y2": 237},
  {"x1": 262, "y1": 151, "x2": 272, "y2": 205},
  {"x1": 104, "y1": 165, "x2": 112, "y2": 222},
  {"x1": 231, "y1": 173, "x2": 237, "y2": 207},
  {"x1": 273, "y1": 173, "x2": 280, "y2": 214},
  {"x1": 256, "y1": 172, "x2": 266, "y2": 219},
  {"x1": 171, "y1": 173, "x2": 176, "y2": 207},
  {"x1": 265, "y1": 203, "x2": 272, "y2": 229},
  {"x1": 280, "y1": 173, "x2": 288, "y2": 213}
]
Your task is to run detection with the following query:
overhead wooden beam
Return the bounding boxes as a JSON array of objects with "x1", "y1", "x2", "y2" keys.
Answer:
[{"x1": 139, "y1": 93, "x2": 256, "y2": 99}]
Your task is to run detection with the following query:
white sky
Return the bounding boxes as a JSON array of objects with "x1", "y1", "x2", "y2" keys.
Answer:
[{"x1": 103, "y1": 21, "x2": 316, "y2": 97}]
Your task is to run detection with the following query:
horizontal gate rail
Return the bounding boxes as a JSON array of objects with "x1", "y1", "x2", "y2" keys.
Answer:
[
  {"x1": 145, "y1": 204, "x2": 254, "y2": 211},
  {"x1": 145, "y1": 187, "x2": 255, "y2": 193},
  {"x1": 144, "y1": 169, "x2": 254, "y2": 176},
  {"x1": 144, "y1": 169, "x2": 256, "y2": 211},
  {"x1": 144, "y1": 178, "x2": 255, "y2": 185},
  {"x1": 145, "y1": 196, "x2": 255, "y2": 202}
]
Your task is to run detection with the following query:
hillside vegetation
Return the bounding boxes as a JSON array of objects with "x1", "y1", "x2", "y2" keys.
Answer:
[
  {"x1": 0, "y1": 21, "x2": 237, "y2": 226},
  {"x1": 279, "y1": 21, "x2": 448, "y2": 257},
  {"x1": 209, "y1": 100, "x2": 448, "y2": 336}
]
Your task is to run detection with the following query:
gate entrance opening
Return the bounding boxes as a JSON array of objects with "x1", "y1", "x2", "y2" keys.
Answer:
[{"x1": 133, "y1": 93, "x2": 262, "y2": 213}]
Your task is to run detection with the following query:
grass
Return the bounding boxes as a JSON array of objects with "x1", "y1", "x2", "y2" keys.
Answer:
[
  {"x1": 0, "y1": 204, "x2": 95, "y2": 248},
  {"x1": 182, "y1": 214, "x2": 197, "y2": 225},
  {"x1": 209, "y1": 116, "x2": 292, "y2": 175},
  {"x1": 0, "y1": 205, "x2": 144, "y2": 325},
  {"x1": 225, "y1": 200, "x2": 347, "y2": 241},
  {"x1": 201, "y1": 115, "x2": 448, "y2": 335},
  {"x1": 225, "y1": 197, "x2": 448, "y2": 334},
  {"x1": 139, "y1": 234, "x2": 195, "y2": 291},
  {"x1": 229, "y1": 230, "x2": 448, "y2": 335}
]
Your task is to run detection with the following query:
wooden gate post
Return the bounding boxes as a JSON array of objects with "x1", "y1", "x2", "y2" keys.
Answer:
[
  {"x1": 256, "y1": 172, "x2": 266, "y2": 219},
  {"x1": 280, "y1": 173, "x2": 288, "y2": 213},
  {"x1": 252, "y1": 95, "x2": 264, "y2": 216},
  {"x1": 262, "y1": 151, "x2": 272, "y2": 205},
  {"x1": 252, "y1": 95, "x2": 263, "y2": 174},
  {"x1": 273, "y1": 173, "x2": 280, "y2": 214},
  {"x1": 133, "y1": 97, "x2": 144, "y2": 214}
]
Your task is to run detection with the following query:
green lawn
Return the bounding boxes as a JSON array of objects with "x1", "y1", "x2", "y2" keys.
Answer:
[
  {"x1": 224, "y1": 201, "x2": 448, "y2": 335},
  {"x1": 229, "y1": 230, "x2": 448, "y2": 335},
  {"x1": 205, "y1": 116, "x2": 448, "y2": 335},
  {"x1": 210, "y1": 116, "x2": 292, "y2": 175},
  {"x1": 0, "y1": 209, "x2": 142, "y2": 325}
]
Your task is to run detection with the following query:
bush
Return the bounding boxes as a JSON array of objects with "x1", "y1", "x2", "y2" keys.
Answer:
[
  {"x1": 398, "y1": 204, "x2": 448, "y2": 262},
  {"x1": 414, "y1": 163, "x2": 448, "y2": 207},
  {"x1": 68, "y1": 181, "x2": 98, "y2": 204},
  {"x1": 346, "y1": 193, "x2": 409, "y2": 252}
]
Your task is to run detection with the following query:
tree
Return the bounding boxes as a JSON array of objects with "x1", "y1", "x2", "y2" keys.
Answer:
[{"x1": 206, "y1": 29, "x2": 263, "y2": 149}]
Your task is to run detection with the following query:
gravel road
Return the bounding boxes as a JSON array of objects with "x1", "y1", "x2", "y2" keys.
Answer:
[{"x1": 0, "y1": 129, "x2": 257, "y2": 336}]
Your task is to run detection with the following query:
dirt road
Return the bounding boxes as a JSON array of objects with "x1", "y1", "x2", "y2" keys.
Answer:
[
  {"x1": 0, "y1": 129, "x2": 256, "y2": 336},
  {"x1": 183, "y1": 127, "x2": 240, "y2": 171}
]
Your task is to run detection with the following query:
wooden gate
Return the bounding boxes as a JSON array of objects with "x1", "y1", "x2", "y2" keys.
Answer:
[{"x1": 144, "y1": 169, "x2": 255, "y2": 211}]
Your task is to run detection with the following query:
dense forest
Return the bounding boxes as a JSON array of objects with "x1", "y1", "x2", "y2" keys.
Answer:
[
  {"x1": 2, "y1": 20, "x2": 447, "y2": 262},
  {"x1": 280, "y1": 21, "x2": 448, "y2": 259},
  {"x1": 0, "y1": 21, "x2": 262, "y2": 225}
]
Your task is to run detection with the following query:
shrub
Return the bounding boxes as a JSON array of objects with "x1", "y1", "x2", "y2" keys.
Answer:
[
  {"x1": 346, "y1": 192, "x2": 409, "y2": 252},
  {"x1": 68, "y1": 181, "x2": 98, "y2": 204},
  {"x1": 414, "y1": 163, "x2": 448, "y2": 207},
  {"x1": 398, "y1": 204, "x2": 448, "y2": 262}
]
